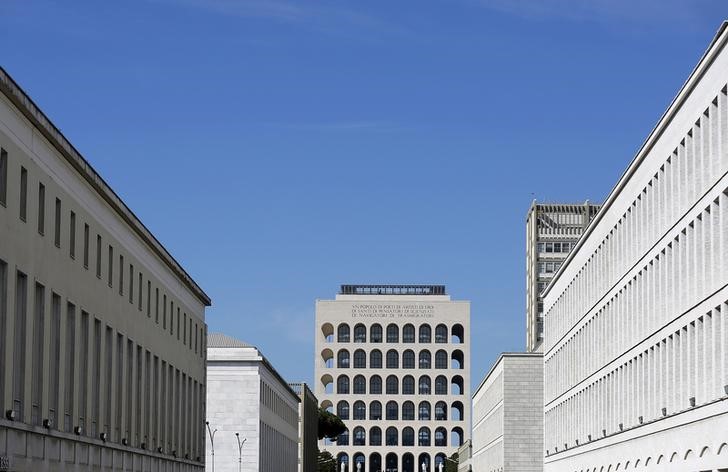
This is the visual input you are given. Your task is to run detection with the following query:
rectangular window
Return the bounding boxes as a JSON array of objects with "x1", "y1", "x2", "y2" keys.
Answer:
[
  {"x1": 538, "y1": 262, "x2": 545, "y2": 273},
  {"x1": 146, "y1": 280, "x2": 151, "y2": 317},
  {"x1": 136, "y1": 345, "x2": 142, "y2": 444},
  {"x1": 129, "y1": 264, "x2": 134, "y2": 304},
  {"x1": 31, "y1": 282, "x2": 45, "y2": 426},
  {"x1": 537, "y1": 242, "x2": 545, "y2": 253},
  {"x1": 177, "y1": 308, "x2": 180, "y2": 341},
  {"x1": 91, "y1": 319, "x2": 101, "y2": 437},
  {"x1": 138, "y1": 272, "x2": 143, "y2": 311},
  {"x1": 64, "y1": 302, "x2": 75, "y2": 433},
  {"x1": 153, "y1": 355, "x2": 158, "y2": 445},
  {"x1": 119, "y1": 255, "x2": 124, "y2": 295},
  {"x1": 0, "y1": 147, "x2": 7, "y2": 206},
  {"x1": 194, "y1": 323, "x2": 198, "y2": 354},
  {"x1": 126, "y1": 339, "x2": 133, "y2": 441},
  {"x1": 116, "y1": 333, "x2": 123, "y2": 442},
  {"x1": 545, "y1": 242, "x2": 553, "y2": 253},
  {"x1": 69, "y1": 211, "x2": 76, "y2": 259},
  {"x1": 163, "y1": 295, "x2": 167, "y2": 329},
  {"x1": 12, "y1": 271, "x2": 27, "y2": 420},
  {"x1": 96, "y1": 235, "x2": 102, "y2": 278},
  {"x1": 108, "y1": 246, "x2": 114, "y2": 287},
  {"x1": 49, "y1": 293, "x2": 61, "y2": 429},
  {"x1": 37, "y1": 183, "x2": 45, "y2": 235},
  {"x1": 54, "y1": 198, "x2": 61, "y2": 247},
  {"x1": 183, "y1": 313, "x2": 187, "y2": 345},
  {"x1": 170, "y1": 301, "x2": 174, "y2": 335},
  {"x1": 79, "y1": 311, "x2": 89, "y2": 434},
  {"x1": 562, "y1": 242, "x2": 570, "y2": 252},
  {"x1": 155, "y1": 288, "x2": 159, "y2": 323},
  {"x1": 19, "y1": 167, "x2": 27, "y2": 221},
  {"x1": 0, "y1": 260, "x2": 6, "y2": 408},
  {"x1": 104, "y1": 326, "x2": 112, "y2": 436},
  {"x1": 83, "y1": 224, "x2": 90, "y2": 268},
  {"x1": 553, "y1": 242, "x2": 561, "y2": 253}
]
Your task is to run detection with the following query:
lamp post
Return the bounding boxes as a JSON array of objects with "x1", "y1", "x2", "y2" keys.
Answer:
[
  {"x1": 205, "y1": 421, "x2": 217, "y2": 472},
  {"x1": 235, "y1": 432, "x2": 246, "y2": 472}
]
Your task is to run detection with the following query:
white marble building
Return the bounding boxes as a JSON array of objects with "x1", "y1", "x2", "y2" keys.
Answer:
[
  {"x1": 542, "y1": 21, "x2": 728, "y2": 472},
  {"x1": 206, "y1": 333, "x2": 300, "y2": 472},
  {"x1": 315, "y1": 285, "x2": 470, "y2": 472}
]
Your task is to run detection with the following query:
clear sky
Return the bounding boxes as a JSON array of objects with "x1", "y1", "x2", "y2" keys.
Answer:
[{"x1": 2, "y1": 1, "x2": 726, "y2": 389}]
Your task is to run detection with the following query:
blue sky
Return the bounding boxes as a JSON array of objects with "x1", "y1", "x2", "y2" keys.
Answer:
[{"x1": 2, "y1": 1, "x2": 726, "y2": 389}]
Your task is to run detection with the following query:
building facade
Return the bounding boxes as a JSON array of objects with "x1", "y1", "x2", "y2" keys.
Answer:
[
  {"x1": 315, "y1": 284, "x2": 470, "y2": 472},
  {"x1": 206, "y1": 333, "x2": 299, "y2": 472},
  {"x1": 471, "y1": 353, "x2": 542, "y2": 472},
  {"x1": 542, "y1": 22, "x2": 728, "y2": 472},
  {"x1": 289, "y1": 383, "x2": 318, "y2": 472},
  {"x1": 525, "y1": 201, "x2": 600, "y2": 352},
  {"x1": 0, "y1": 67, "x2": 211, "y2": 471}
]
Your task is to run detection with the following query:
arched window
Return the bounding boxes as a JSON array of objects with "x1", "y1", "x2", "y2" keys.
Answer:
[
  {"x1": 403, "y1": 324, "x2": 415, "y2": 343},
  {"x1": 370, "y1": 427, "x2": 382, "y2": 446},
  {"x1": 418, "y1": 375, "x2": 431, "y2": 394},
  {"x1": 418, "y1": 427, "x2": 431, "y2": 446},
  {"x1": 435, "y1": 454, "x2": 447, "y2": 471},
  {"x1": 451, "y1": 375, "x2": 464, "y2": 395},
  {"x1": 370, "y1": 349, "x2": 382, "y2": 369},
  {"x1": 435, "y1": 375, "x2": 448, "y2": 395},
  {"x1": 402, "y1": 375, "x2": 415, "y2": 395},
  {"x1": 386, "y1": 350, "x2": 399, "y2": 369},
  {"x1": 435, "y1": 350, "x2": 448, "y2": 369},
  {"x1": 386, "y1": 453, "x2": 398, "y2": 471},
  {"x1": 386, "y1": 402, "x2": 398, "y2": 421},
  {"x1": 354, "y1": 324, "x2": 366, "y2": 343},
  {"x1": 353, "y1": 401, "x2": 366, "y2": 420},
  {"x1": 451, "y1": 401, "x2": 464, "y2": 421},
  {"x1": 386, "y1": 375, "x2": 399, "y2": 394},
  {"x1": 337, "y1": 324, "x2": 350, "y2": 343},
  {"x1": 435, "y1": 401, "x2": 447, "y2": 420},
  {"x1": 402, "y1": 401, "x2": 415, "y2": 420},
  {"x1": 435, "y1": 427, "x2": 447, "y2": 446},
  {"x1": 370, "y1": 453, "x2": 382, "y2": 472},
  {"x1": 402, "y1": 427, "x2": 415, "y2": 446},
  {"x1": 353, "y1": 349, "x2": 366, "y2": 368},
  {"x1": 385, "y1": 427, "x2": 398, "y2": 446},
  {"x1": 354, "y1": 453, "x2": 365, "y2": 472},
  {"x1": 370, "y1": 401, "x2": 382, "y2": 420},
  {"x1": 353, "y1": 426, "x2": 366, "y2": 446},
  {"x1": 322, "y1": 348, "x2": 334, "y2": 368},
  {"x1": 370, "y1": 324, "x2": 383, "y2": 343},
  {"x1": 418, "y1": 401, "x2": 431, "y2": 420},
  {"x1": 451, "y1": 427, "x2": 464, "y2": 447},
  {"x1": 386, "y1": 324, "x2": 399, "y2": 343},
  {"x1": 419, "y1": 324, "x2": 431, "y2": 343},
  {"x1": 451, "y1": 349, "x2": 464, "y2": 369},
  {"x1": 419, "y1": 350, "x2": 431, "y2": 369},
  {"x1": 435, "y1": 324, "x2": 448, "y2": 343},
  {"x1": 451, "y1": 324, "x2": 464, "y2": 344},
  {"x1": 369, "y1": 375, "x2": 382, "y2": 395},
  {"x1": 353, "y1": 375, "x2": 366, "y2": 394},
  {"x1": 402, "y1": 349, "x2": 415, "y2": 369},
  {"x1": 337, "y1": 349, "x2": 350, "y2": 368},
  {"x1": 322, "y1": 323, "x2": 334, "y2": 343},
  {"x1": 337, "y1": 429, "x2": 349, "y2": 446},
  {"x1": 337, "y1": 400, "x2": 349, "y2": 420},
  {"x1": 337, "y1": 375, "x2": 349, "y2": 394}
]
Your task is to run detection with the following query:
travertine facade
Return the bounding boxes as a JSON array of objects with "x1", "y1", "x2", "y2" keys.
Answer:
[
  {"x1": 206, "y1": 333, "x2": 299, "y2": 472},
  {"x1": 543, "y1": 22, "x2": 728, "y2": 472},
  {"x1": 0, "y1": 66, "x2": 210, "y2": 471},
  {"x1": 289, "y1": 383, "x2": 318, "y2": 472},
  {"x1": 315, "y1": 285, "x2": 470, "y2": 472},
  {"x1": 472, "y1": 353, "x2": 542, "y2": 472}
]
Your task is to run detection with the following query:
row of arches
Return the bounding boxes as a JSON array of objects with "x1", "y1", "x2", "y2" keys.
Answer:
[
  {"x1": 337, "y1": 426, "x2": 458, "y2": 447},
  {"x1": 336, "y1": 451, "x2": 452, "y2": 472},
  {"x1": 323, "y1": 323, "x2": 465, "y2": 344},
  {"x1": 324, "y1": 348, "x2": 464, "y2": 370},
  {"x1": 321, "y1": 374, "x2": 465, "y2": 395},
  {"x1": 570, "y1": 442, "x2": 728, "y2": 472},
  {"x1": 325, "y1": 399, "x2": 464, "y2": 422}
]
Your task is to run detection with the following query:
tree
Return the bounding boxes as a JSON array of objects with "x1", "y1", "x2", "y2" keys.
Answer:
[
  {"x1": 444, "y1": 452, "x2": 459, "y2": 472},
  {"x1": 317, "y1": 449, "x2": 337, "y2": 472},
  {"x1": 318, "y1": 407, "x2": 346, "y2": 440}
]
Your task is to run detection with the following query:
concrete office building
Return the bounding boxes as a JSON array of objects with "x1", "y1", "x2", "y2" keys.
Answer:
[
  {"x1": 289, "y1": 383, "x2": 318, "y2": 472},
  {"x1": 0, "y1": 67, "x2": 211, "y2": 471},
  {"x1": 525, "y1": 201, "x2": 600, "y2": 352},
  {"x1": 315, "y1": 284, "x2": 470, "y2": 472},
  {"x1": 206, "y1": 333, "x2": 299, "y2": 472},
  {"x1": 471, "y1": 353, "x2": 542, "y2": 472},
  {"x1": 542, "y1": 22, "x2": 728, "y2": 472}
]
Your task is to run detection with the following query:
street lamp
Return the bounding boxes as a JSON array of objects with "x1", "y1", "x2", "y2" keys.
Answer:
[
  {"x1": 235, "y1": 432, "x2": 247, "y2": 472},
  {"x1": 206, "y1": 421, "x2": 218, "y2": 472}
]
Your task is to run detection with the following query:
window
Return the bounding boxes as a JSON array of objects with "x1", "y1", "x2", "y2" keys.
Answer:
[
  {"x1": 353, "y1": 375, "x2": 366, "y2": 394},
  {"x1": 435, "y1": 324, "x2": 447, "y2": 343},
  {"x1": 545, "y1": 242, "x2": 553, "y2": 253},
  {"x1": 12, "y1": 271, "x2": 27, "y2": 420},
  {"x1": 0, "y1": 261, "x2": 5, "y2": 405},
  {"x1": 553, "y1": 242, "x2": 561, "y2": 252},
  {"x1": 370, "y1": 427, "x2": 382, "y2": 445},
  {"x1": 353, "y1": 324, "x2": 366, "y2": 342},
  {"x1": 337, "y1": 350, "x2": 350, "y2": 368},
  {"x1": 95, "y1": 235, "x2": 102, "y2": 278},
  {"x1": 418, "y1": 427, "x2": 431, "y2": 446},
  {"x1": 146, "y1": 280, "x2": 151, "y2": 317},
  {"x1": 129, "y1": 264, "x2": 134, "y2": 304},
  {"x1": 31, "y1": 283, "x2": 45, "y2": 426},
  {"x1": 370, "y1": 324, "x2": 382, "y2": 343},
  {"x1": 562, "y1": 242, "x2": 570, "y2": 252},
  {"x1": 19, "y1": 167, "x2": 27, "y2": 221},
  {"x1": 0, "y1": 148, "x2": 7, "y2": 206},
  {"x1": 418, "y1": 376, "x2": 431, "y2": 394},
  {"x1": 337, "y1": 429, "x2": 349, "y2": 446},
  {"x1": 79, "y1": 312, "x2": 89, "y2": 433},
  {"x1": 369, "y1": 375, "x2": 382, "y2": 395},
  {"x1": 538, "y1": 281, "x2": 546, "y2": 293},
  {"x1": 435, "y1": 427, "x2": 447, "y2": 446},
  {"x1": 108, "y1": 246, "x2": 114, "y2": 286},
  {"x1": 83, "y1": 224, "x2": 89, "y2": 268},
  {"x1": 138, "y1": 273, "x2": 143, "y2": 311},
  {"x1": 537, "y1": 242, "x2": 545, "y2": 252},
  {"x1": 403, "y1": 350, "x2": 415, "y2": 369},
  {"x1": 337, "y1": 375, "x2": 349, "y2": 394},
  {"x1": 386, "y1": 375, "x2": 398, "y2": 395},
  {"x1": 386, "y1": 350, "x2": 399, "y2": 368},
  {"x1": 385, "y1": 427, "x2": 398, "y2": 446},
  {"x1": 353, "y1": 401, "x2": 366, "y2": 420},
  {"x1": 403, "y1": 324, "x2": 415, "y2": 343},
  {"x1": 386, "y1": 324, "x2": 398, "y2": 343},
  {"x1": 49, "y1": 293, "x2": 61, "y2": 428},
  {"x1": 369, "y1": 401, "x2": 382, "y2": 420},
  {"x1": 54, "y1": 198, "x2": 61, "y2": 247},
  {"x1": 337, "y1": 324, "x2": 350, "y2": 342},
  {"x1": 435, "y1": 375, "x2": 448, "y2": 395},
  {"x1": 435, "y1": 402, "x2": 447, "y2": 420},
  {"x1": 119, "y1": 255, "x2": 124, "y2": 294},
  {"x1": 353, "y1": 349, "x2": 366, "y2": 368},
  {"x1": 69, "y1": 212, "x2": 76, "y2": 259},
  {"x1": 419, "y1": 350, "x2": 431, "y2": 369},
  {"x1": 419, "y1": 324, "x2": 431, "y2": 343},
  {"x1": 353, "y1": 427, "x2": 365, "y2": 446},
  {"x1": 435, "y1": 350, "x2": 448, "y2": 369},
  {"x1": 386, "y1": 403, "x2": 398, "y2": 421},
  {"x1": 370, "y1": 349, "x2": 382, "y2": 368},
  {"x1": 37, "y1": 183, "x2": 45, "y2": 235},
  {"x1": 418, "y1": 402, "x2": 431, "y2": 420},
  {"x1": 402, "y1": 401, "x2": 415, "y2": 420},
  {"x1": 402, "y1": 427, "x2": 414, "y2": 446},
  {"x1": 402, "y1": 375, "x2": 415, "y2": 395}
]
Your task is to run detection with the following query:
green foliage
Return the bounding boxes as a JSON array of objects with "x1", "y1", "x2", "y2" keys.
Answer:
[
  {"x1": 318, "y1": 407, "x2": 346, "y2": 440},
  {"x1": 444, "y1": 452, "x2": 459, "y2": 472},
  {"x1": 317, "y1": 449, "x2": 336, "y2": 472}
]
